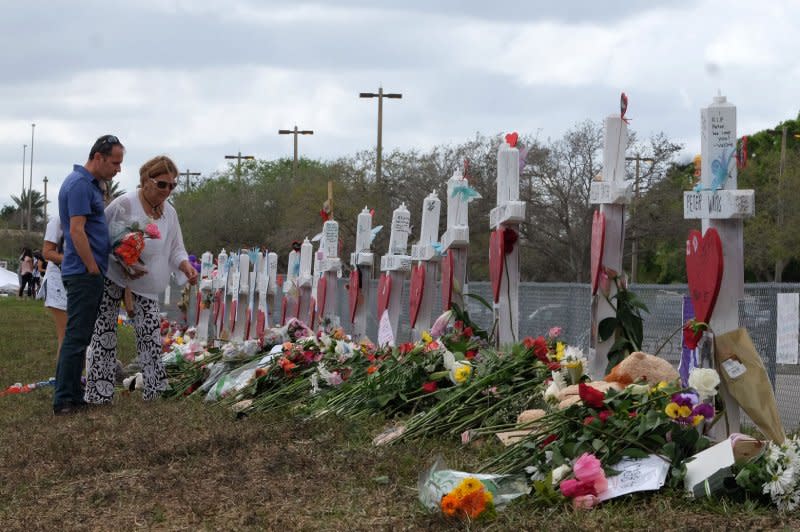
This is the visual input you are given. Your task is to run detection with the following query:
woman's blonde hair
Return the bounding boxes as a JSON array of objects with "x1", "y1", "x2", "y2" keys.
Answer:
[{"x1": 139, "y1": 155, "x2": 178, "y2": 187}]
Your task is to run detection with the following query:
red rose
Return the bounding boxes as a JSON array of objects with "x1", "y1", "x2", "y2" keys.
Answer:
[
  {"x1": 463, "y1": 326, "x2": 474, "y2": 338},
  {"x1": 421, "y1": 381, "x2": 438, "y2": 393},
  {"x1": 560, "y1": 478, "x2": 597, "y2": 498},
  {"x1": 683, "y1": 325, "x2": 701, "y2": 349},
  {"x1": 532, "y1": 336, "x2": 549, "y2": 362},
  {"x1": 579, "y1": 383, "x2": 606, "y2": 409},
  {"x1": 598, "y1": 409, "x2": 612, "y2": 422},
  {"x1": 465, "y1": 350, "x2": 477, "y2": 360},
  {"x1": 583, "y1": 416, "x2": 596, "y2": 425},
  {"x1": 547, "y1": 362, "x2": 562, "y2": 371},
  {"x1": 540, "y1": 433, "x2": 558, "y2": 448}
]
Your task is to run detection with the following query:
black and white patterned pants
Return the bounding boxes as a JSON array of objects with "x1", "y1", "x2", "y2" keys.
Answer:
[{"x1": 84, "y1": 278, "x2": 167, "y2": 403}]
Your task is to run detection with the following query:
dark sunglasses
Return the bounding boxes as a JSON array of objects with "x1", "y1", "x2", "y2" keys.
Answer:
[
  {"x1": 99, "y1": 135, "x2": 120, "y2": 146},
  {"x1": 149, "y1": 177, "x2": 177, "y2": 191}
]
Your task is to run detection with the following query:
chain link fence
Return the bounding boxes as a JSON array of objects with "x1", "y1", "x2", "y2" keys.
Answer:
[{"x1": 164, "y1": 280, "x2": 800, "y2": 432}]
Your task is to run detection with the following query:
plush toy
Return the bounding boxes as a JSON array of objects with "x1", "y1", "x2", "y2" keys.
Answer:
[{"x1": 604, "y1": 351, "x2": 679, "y2": 387}]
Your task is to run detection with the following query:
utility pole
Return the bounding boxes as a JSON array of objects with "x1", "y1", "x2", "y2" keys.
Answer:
[
  {"x1": 27, "y1": 123, "x2": 35, "y2": 232},
  {"x1": 179, "y1": 169, "x2": 201, "y2": 193},
  {"x1": 224, "y1": 151, "x2": 255, "y2": 182},
  {"x1": 625, "y1": 154, "x2": 654, "y2": 283},
  {"x1": 20, "y1": 144, "x2": 26, "y2": 229},
  {"x1": 359, "y1": 86, "x2": 402, "y2": 183},
  {"x1": 43, "y1": 176, "x2": 48, "y2": 222},
  {"x1": 776, "y1": 126, "x2": 788, "y2": 281},
  {"x1": 278, "y1": 125, "x2": 313, "y2": 177}
]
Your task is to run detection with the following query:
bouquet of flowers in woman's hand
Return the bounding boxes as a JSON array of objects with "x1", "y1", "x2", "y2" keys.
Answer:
[{"x1": 112, "y1": 221, "x2": 160, "y2": 276}]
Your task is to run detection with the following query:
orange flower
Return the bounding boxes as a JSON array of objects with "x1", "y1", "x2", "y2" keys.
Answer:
[
  {"x1": 366, "y1": 365, "x2": 378, "y2": 375},
  {"x1": 278, "y1": 357, "x2": 296, "y2": 375},
  {"x1": 440, "y1": 494, "x2": 459, "y2": 517},
  {"x1": 460, "y1": 489, "x2": 487, "y2": 519}
]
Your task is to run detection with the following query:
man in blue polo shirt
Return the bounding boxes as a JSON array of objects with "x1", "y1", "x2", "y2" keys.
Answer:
[{"x1": 53, "y1": 135, "x2": 125, "y2": 415}]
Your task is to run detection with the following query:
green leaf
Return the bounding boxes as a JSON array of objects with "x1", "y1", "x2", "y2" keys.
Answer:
[
  {"x1": 621, "y1": 447, "x2": 649, "y2": 459},
  {"x1": 465, "y1": 292, "x2": 493, "y2": 311},
  {"x1": 598, "y1": 317, "x2": 618, "y2": 341}
]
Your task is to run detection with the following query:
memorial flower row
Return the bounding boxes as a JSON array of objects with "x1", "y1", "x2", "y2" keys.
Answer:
[{"x1": 148, "y1": 309, "x2": 796, "y2": 518}]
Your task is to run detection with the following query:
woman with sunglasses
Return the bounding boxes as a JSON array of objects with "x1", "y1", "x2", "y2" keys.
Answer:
[{"x1": 84, "y1": 155, "x2": 197, "y2": 405}]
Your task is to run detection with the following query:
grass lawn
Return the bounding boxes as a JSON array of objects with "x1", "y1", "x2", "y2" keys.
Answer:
[{"x1": 0, "y1": 297, "x2": 797, "y2": 531}]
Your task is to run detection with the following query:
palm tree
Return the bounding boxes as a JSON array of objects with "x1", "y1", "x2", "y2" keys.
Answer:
[
  {"x1": 107, "y1": 180, "x2": 125, "y2": 200},
  {"x1": 11, "y1": 189, "x2": 46, "y2": 231}
]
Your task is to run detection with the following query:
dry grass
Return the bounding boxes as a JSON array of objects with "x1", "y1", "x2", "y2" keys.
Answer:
[{"x1": 1, "y1": 298, "x2": 798, "y2": 531}]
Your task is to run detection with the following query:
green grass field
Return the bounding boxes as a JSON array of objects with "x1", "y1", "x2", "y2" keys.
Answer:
[{"x1": 0, "y1": 297, "x2": 797, "y2": 531}]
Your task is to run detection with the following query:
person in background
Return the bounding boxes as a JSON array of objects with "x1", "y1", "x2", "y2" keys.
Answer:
[
  {"x1": 84, "y1": 155, "x2": 197, "y2": 405},
  {"x1": 42, "y1": 219, "x2": 67, "y2": 360},
  {"x1": 53, "y1": 134, "x2": 124, "y2": 416},
  {"x1": 32, "y1": 250, "x2": 43, "y2": 294},
  {"x1": 18, "y1": 248, "x2": 34, "y2": 298}
]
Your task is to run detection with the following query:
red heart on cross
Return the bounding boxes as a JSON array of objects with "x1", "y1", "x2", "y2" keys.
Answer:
[
  {"x1": 441, "y1": 250, "x2": 454, "y2": 310},
  {"x1": 505, "y1": 132, "x2": 519, "y2": 148},
  {"x1": 489, "y1": 228, "x2": 505, "y2": 303},
  {"x1": 590, "y1": 210, "x2": 606, "y2": 295},
  {"x1": 686, "y1": 228, "x2": 724, "y2": 326},
  {"x1": 256, "y1": 310, "x2": 265, "y2": 339},
  {"x1": 377, "y1": 273, "x2": 392, "y2": 316},
  {"x1": 316, "y1": 276, "x2": 327, "y2": 316},
  {"x1": 409, "y1": 263, "x2": 426, "y2": 328},
  {"x1": 348, "y1": 269, "x2": 360, "y2": 324},
  {"x1": 280, "y1": 296, "x2": 288, "y2": 326}
]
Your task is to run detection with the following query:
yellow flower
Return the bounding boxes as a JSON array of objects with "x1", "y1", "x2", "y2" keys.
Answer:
[
  {"x1": 677, "y1": 405, "x2": 692, "y2": 418},
  {"x1": 692, "y1": 415, "x2": 705, "y2": 426},
  {"x1": 451, "y1": 486, "x2": 466, "y2": 499},
  {"x1": 656, "y1": 381, "x2": 669, "y2": 390},
  {"x1": 421, "y1": 331, "x2": 433, "y2": 343},
  {"x1": 175, "y1": 336, "x2": 184, "y2": 345},
  {"x1": 484, "y1": 490, "x2": 494, "y2": 504},
  {"x1": 665, "y1": 402, "x2": 681, "y2": 418},
  {"x1": 555, "y1": 342, "x2": 565, "y2": 361},
  {"x1": 459, "y1": 477, "x2": 482, "y2": 494},
  {"x1": 453, "y1": 364, "x2": 472, "y2": 384}
]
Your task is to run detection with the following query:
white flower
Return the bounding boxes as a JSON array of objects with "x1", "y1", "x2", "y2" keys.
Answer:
[
  {"x1": 563, "y1": 345, "x2": 585, "y2": 362},
  {"x1": 764, "y1": 466, "x2": 795, "y2": 498},
  {"x1": 688, "y1": 368, "x2": 720, "y2": 400},
  {"x1": 551, "y1": 464, "x2": 571, "y2": 485},
  {"x1": 543, "y1": 381, "x2": 561, "y2": 402},
  {"x1": 627, "y1": 383, "x2": 650, "y2": 396}
]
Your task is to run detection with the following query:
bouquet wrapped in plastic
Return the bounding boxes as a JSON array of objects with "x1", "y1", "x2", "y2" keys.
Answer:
[
  {"x1": 418, "y1": 456, "x2": 529, "y2": 521},
  {"x1": 111, "y1": 221, "x2": 161, "y2": 275}
]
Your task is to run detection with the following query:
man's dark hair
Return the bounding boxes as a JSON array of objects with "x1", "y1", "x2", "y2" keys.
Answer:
[{"x1": 88, "y1": 134, "x2": 125, "y2": 160}]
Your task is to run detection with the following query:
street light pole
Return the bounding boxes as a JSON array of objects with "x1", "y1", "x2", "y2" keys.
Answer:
[
  {"x1": 20, "y1": 144, "x2": 26, "y2": 229},
  {"x1": 28, "y1": 123, "x2": 35, "y2": 232},
  {"x1": 224, "y1": 151, "x2": 255, "y2": 182},
  {"x1": 179, "y1": 169, "x2": 201, "y2": 193},
  {"x1": 359, "y1": 86, "x2": 402, "y2": 183},
  {"x1": 278, "y1": 125, "x2": 314, "y2": 177},
  {"x1": 625, "y1": 154, "x2": 655, "y2": 283}
]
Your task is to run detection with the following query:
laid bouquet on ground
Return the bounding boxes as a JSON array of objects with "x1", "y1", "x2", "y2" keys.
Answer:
[{"x1": 111, "y1": 220, "x2": 161, "y2": 275}]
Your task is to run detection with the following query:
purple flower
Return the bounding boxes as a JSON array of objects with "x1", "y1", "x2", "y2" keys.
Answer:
[
  {"x1": 671, "y1": 392, "x2": 699, "y2": 408},
  {"x1": 692, "y1": 402, "x2": 714, "y2": 419}
]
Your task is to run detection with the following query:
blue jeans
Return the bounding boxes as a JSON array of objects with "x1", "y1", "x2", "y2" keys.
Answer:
[{"x1": 53, "y1": 272, "x2": 105, "y2": 409}]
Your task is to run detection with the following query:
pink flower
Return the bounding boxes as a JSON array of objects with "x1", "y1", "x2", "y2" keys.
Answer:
[
  {"x1": 573, "y1": 494, "x2": 600, "y2": 510},
  {"x1": 548, "y1": 326, "x2": 563, "y2": 338},
  {"x1": 430, "y1": 310, "x2": 453, "y2": 338},
  {"x1": 560, "y1": 478, "x2": 595, "y2": 497},
  {"x1": 572, "y1": 453, "x2": 608, "y2": 494},
  {"x1": 145, "y1": 223, "x2": 161, "y2": 239}
]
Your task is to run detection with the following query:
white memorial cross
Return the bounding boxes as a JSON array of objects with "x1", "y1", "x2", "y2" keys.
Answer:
[
  {"x1": 489, "y1": 139, "x2": 526, "y2": 346},
  {"x1": 379, "y1": 203, "x2": 412, "y2": 344},
  {"x1": 441, "y1": 169, "x2": 476, "y2": 312},
  {"x1": 588, "y1": 112, "x2": 632, "y2": 378},
  {"x1": 296, "y1": 237, "x2": 314, "y2": 323},
  {"x1": 213, "y1": 249, "x2": 229, "y2": 339},
  {"x1": 684, "y1": 94, "x2": 755, "y2": 436},
  {"x1": 282, "y1": 247, "x2": 300, "y2": 324},
  {"x1": 350, "y1": 207, "x2": 376, "y2": 340},
  {"x1": 410, "y1": 191, "x2": 442, "y2": 340},
  {"x1": 315, "y1": 219, "x2": 342, "y2": 329},
  {"x1": 195, "y1": 251, "x2": 214, "y2": 344},
  {"x1": 230, "y1": 251, "x2": 250, "y2": 342}
]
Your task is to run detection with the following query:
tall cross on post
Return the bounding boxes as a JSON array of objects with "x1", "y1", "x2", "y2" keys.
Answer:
[
  {"x1": 315, "y1": 181, "x2": 342, "y2": 329},
  {"x1": 683, "y1": 94, "x2": 756, "y2": 439},
  {"x1": 179, "y1": 169, "x2": 201, "y2": 193},
  {"x1": 224, "y1": 151, "x2": 255, "y2": 182},
  {"x1": 359, "y1": 86, "x2": 402, "y2": 183},
  {"x1": 278, "y1": 125, "x2": 314, "y2": 177}
]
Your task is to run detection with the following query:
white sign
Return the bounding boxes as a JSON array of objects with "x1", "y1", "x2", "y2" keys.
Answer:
[
  {"x1": 377, "y1": 310, "x2": 395, "y2": 347},
  {"x1": 777, "y1": 293, "x2": 799, "y2": 364},
  {"x1": 683, "y1": 190, "x2": 754, "y2": 219},
  {"x1": 598, "y1": 455, "x2": 670, "y2": 501}
]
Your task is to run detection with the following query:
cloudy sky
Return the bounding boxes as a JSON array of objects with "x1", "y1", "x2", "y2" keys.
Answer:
[{"x1": 1, "y1": 0, "x2": 798, "y2": 211}]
